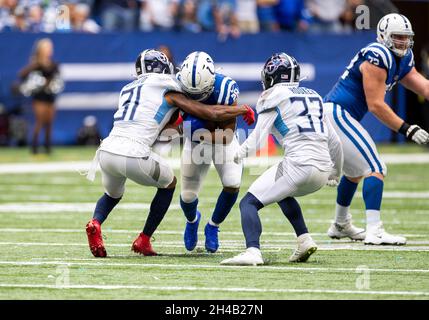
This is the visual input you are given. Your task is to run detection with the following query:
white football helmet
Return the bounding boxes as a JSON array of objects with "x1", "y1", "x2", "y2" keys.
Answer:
[
  {"x1": 177, "y1": 51, "x2": 216, "y2": 101},
  {"x1": 377, "y1": 13, "x2": 414, "y2": 57}
]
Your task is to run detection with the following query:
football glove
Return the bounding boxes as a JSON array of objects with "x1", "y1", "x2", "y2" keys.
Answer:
[
  {"x1": 399, "y1": 122, "x2": 429, "y2": 145},
  {"x1": 326, "y1": 175, "x2": 340, "y2": 187},
  {"x1": 242, "y1": 105, "x2": 255, "y2": 126}
]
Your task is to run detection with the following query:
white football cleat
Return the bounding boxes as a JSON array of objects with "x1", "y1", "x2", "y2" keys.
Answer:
[
  {"x1": 364, "y1": 222, "x2": 406, "y2": 245},
  {"x1": 289, "y1": 233, "x2": 318, "y2": 263},
  {"x1": 220, "y1": 247, "x2": 264, "y2": 266},
  {"x1": 327, "y1": 221, "x2": 366, "y2": 241}
]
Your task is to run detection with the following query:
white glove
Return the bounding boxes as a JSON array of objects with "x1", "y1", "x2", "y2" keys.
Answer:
[
  {"x1": 407, "y1": 125, "x2": 429, "y2": 145},
  {"x1": 326, "y1": 175, "x2": 340, "y2": 187}
]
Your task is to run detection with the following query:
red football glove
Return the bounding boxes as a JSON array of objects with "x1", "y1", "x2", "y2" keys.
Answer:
[
  {"x1": 174, "y1": 113, "x2": 184, "y2": 126},
  {"x1": 242, "y1": 105, "x2": 255, "y2": 126}
]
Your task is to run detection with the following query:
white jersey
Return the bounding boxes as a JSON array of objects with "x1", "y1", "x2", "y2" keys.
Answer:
[
  {"x1": 237, "y1": 83, "x2": 342, "y2": 173},
  {"x1": 100, "y1": 73, "x2": 181, "y2": 157}
]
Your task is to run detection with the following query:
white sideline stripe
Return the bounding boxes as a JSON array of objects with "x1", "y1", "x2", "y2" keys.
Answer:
[
  {"x1": 0, "y1": 242, "x2": 428, "y2": 252},
  {"x1": 60, "y1": 62, "x2": 315, "y2": 82},
  {"x1": 0, "y1": 283, "x2": 426, "y2": 296},
  {"x1": 1, "y1": 153, "x2": 429, "y2": 174},
  {"x1": 0, "y1": 228, "x2": 427, "y2": 238},
  {"x1": 0, "y1": 203, "x2": 179, "y2": 213},
  {"x1": 1, "y1": 260, "x2": 428, "y2": 274},
  {"x1": 57, "y1": 92, "x2": 260, "y2": 110}
]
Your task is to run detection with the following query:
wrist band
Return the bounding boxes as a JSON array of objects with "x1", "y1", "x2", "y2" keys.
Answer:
[{"x1": 398, "y1": 122, "x2": 410, "y2": 136}]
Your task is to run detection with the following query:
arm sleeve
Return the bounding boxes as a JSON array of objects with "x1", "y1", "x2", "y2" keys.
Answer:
[
  {"x1": 236, "y1": 109, "x2": 277, "y2": 159},
  {"x1": 326, "y1": 118, "x2": 343, "y2": 177}
]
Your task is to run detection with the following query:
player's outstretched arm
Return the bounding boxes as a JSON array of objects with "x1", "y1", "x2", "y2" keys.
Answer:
[
  {"x1": 165, "y1": 92, "x2": 255, "y2": 125},
  {"x1": 400, "y1": 67, "x2": 429, "y2": 101},
  {"x1": 235, "y1": 109, "x2": 277, "y2": 160},
  {"x1": 361, "y1": 62, "x2": 429, "y2": 144}
]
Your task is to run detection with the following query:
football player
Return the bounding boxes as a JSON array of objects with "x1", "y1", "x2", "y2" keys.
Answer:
[
  {"x1": 176, "y1": 51, "x2": 242, "y2": 253},
  {"x1": 324, "y1": 14, "x2": 429, "y2": 245},
  {"x1": 85, "y1": 49, "x2": 255, "y2": 258},
  {"x1": 221, "y1": 53, "x2": 343, "y2": 265}
]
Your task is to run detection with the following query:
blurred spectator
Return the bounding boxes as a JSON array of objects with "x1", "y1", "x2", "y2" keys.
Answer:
[
  {"x1": 236, "y1": 0, "x2": 259, "y2": 34},
  {"x1": 0, "y1": 0, "x2": 18, "y2": 31},
  {"x1": 306, "y1": 0, "x2": 346, "y2": 33},
  {"x1": 341, "y1": 0, "x2": 363, "y2": 32},
  {"x1": 18, "y1": 38, "x2": 63, "y2": 154},
  {"x1": 195, "y1": 0, "x2": 240, "y2": 39},
  {"x1": 101, "y1": 0, "x2": 138, "y2": 31},
  {"x1": 274, "y1": 0, "x2": 310, "y2": 32},
  {"x1": 196, "y1": 0, "x2": 217, "y2": 31},
  {"x1": 257, "y1": 0, "x2": 279, "y2": 32},
  {"x1": 175, "y1": 0, "x2": 201, "y2": 33},
  {"x1": 11, "y1": 5, "x2": 28, "y2": 31},
  {"x1": 214, "y1": 0, "x2": 241, "y2": 40},
  {"x1": 139, "y1": 0, "x2": 179, "y2": 31},
  {"x1": 71, "y1": 3, "x2": 100, "y2": 33},
  {"x1": 27, "y1": 4, "x2": 43, "y2": 32},
  {"x1": 77, "y1": 115, "x2": 101, "y2": 145}
]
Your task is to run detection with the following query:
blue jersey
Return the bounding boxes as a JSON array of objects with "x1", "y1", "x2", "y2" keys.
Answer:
[
  {"x1": 324, "y1": 42, "x2": 415, "y2": 121},
  {"x1": 183, "y1": 73, "x2": 239, "y2": 135}
]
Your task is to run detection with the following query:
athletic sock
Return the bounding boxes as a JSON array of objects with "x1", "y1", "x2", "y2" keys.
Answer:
[
  {"x1": 143, "y1": 187, "x2": 175, "y2": 236},
  {"x1": 277, "y1": 197, "x2": 308, "y2": 236},
  {"x1": 180, "y1": 196, "x2": 198, "y2": 223},
  {"x1": 335, "y1": 176, "x2": 358, "y2": 223},
  {"x1": 240, "y1": 192, "x2": 264, "y2": 249},
  {"x1": 211, "y1": 189, "x2": 239, "y2": 225},
  {"x1": 363, "y1": 176, "x2": 383, "y2": 228},
  {"x1": 93, "y1": 193, "x2": 121, "y2": 224}
]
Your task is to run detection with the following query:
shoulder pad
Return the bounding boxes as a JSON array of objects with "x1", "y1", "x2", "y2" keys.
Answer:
[
  {"x1": 148, "y1": 74, "x2": 182, "y2": 92},
  {"x1": 215, "y1": 75, "x2": 239, "y2": 105},
  {"x1": 256, "y1": 85, "x2": 290, "y2": 114},
  {"x1": 362, "y1": 43, "x2": 393, "y2": 70}
]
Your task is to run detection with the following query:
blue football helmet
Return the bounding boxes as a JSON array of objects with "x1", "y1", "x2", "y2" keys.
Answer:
[
  {"x1": 261, "y1": 52, "x2": 300, "y2": 90},
  {"x1": 135, "y1": 49, "x2": 174, "y2": 77}
]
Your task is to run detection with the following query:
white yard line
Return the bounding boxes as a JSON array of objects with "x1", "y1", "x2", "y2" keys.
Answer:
[
  {"x1": 1, "y1": 153, "x2": 429, "y2": 174},
  {"x1": 0, "y1": 260, "x2": 428, "y2": 274},
  {"x1": 0, "y1": 203, "x2": 180, "y2": 213},
  {"x1": 0, "y1": 228, "x2": 427, "y2": 238},
  {"x1": 0, "y1": 241, "x2": 428, "y2": 252},
  {"x1": 0, "y1": 283, "x2": 427, "y2": 296}
]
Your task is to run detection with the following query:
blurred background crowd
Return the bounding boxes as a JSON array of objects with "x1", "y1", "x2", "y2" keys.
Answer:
[{"x1": 0, "y1": 0, "x2": 399, "y2": 36}]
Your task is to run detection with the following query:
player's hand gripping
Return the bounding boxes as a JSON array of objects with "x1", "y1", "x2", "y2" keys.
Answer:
[
  {"x1": 326, "y1": 174, "x2": 340, "y2": 187},
  {"x1": 399, "y1": 122, "x2": 429, "y2": 145},
  {"x1": 242, "y1": 105, "x2": 255, "y2": 126}
]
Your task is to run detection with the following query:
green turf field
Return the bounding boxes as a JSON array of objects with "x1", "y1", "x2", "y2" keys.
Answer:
[{"x1": 0, "y1": 146, "x2": 428, "y2": 300}]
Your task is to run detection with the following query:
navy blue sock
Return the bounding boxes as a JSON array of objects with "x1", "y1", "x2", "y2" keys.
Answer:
[
  {"x1": 278, "y1": 197, "x2": 308, "y2": 236},
  {"x1": 180, "y1": 196, "x2": 198, "y2": 222},
  {"x1": 143, "y1": 187, "x2": 176, "y2": 236},
  {"x1": 363, "y1": 176, "x2": 384, "y2": 210},
  {"x1": 240, "y1": 192, "x2": 264, "y2": 249},
  {"x1": 93, "y1": 193, "x2": 121, "y2": 225},
  {"x1": 337, "y1": 176, "x2": 358, "y2": 207},
  {"x1": 211, "y1": 189, "x2": 239, "y2": 225}
]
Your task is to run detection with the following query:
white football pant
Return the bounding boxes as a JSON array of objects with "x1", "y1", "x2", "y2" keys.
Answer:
[
  {"x1": 99, "y1": 150, "x2": 174, "y2": 198},
  {"x1": 180, "y1": 137, "x2": 243, "y2": 203},
  {"x1": 248, "y1": 158, "x2": 330, "y2": 205}
]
